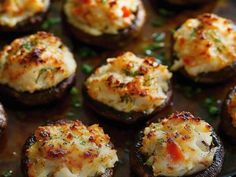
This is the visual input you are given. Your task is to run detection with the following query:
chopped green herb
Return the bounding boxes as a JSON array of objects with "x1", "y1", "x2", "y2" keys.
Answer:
[
  {"x1": 120, "y1": 94, "x2": 133, "y2": 104},
  {"x1": 203, "y1": 97, "x2": 220, "y2": 116},
  {"x1": 190, "y1": 29, "x2": 197, "y2": 38},
  {"x1": 72, "y1": 97, "x2": 81, "y2": 108},
  {"x1": 41, "y1": 17, "x2": 61, "y2": 29},
  {"x1": 145, "y1": 158, "x2": 153, "y2": 166},
  {"x1": 152, "y1": 32, "x2": 166, "y2": 42},
  {"x1": 158, "y1": 138, "x2": 165, "y2": 144},
  {"x1": 2, "y1": 170, "x2": 13, "y2": 177},
  {"x1": 144, "y1": 42, "x2": 165, "y2": 53},
  {"x1": 35, "y1": 68, "x2": 53, "y2": 83},
  {"x1": 22, "y1": 42, "x2": 32, "y2": 50},
  {"x1": 156, "y1": 52, "x2": 166, "y2": 64},
  {"x1": 209, "y1": 106, "x2": 219, "y2": 115},
  {"x1": 81, "y1": 64, "x2": 93, "y2": 74},
  {"x1": 80, "y1": 140, "x2": 86, "y2": 145},
  {"x1": 102, "y1": 0, "x2": 107, "y2": 3},
  {"x1": 70, "y1": 87, "x2": 79, "y2": 95},
  {"x1": 124, "y1": 68, "x2": 139, "y2": 77},
  {"x1": 78, "y1": 46, "x2": 96, "y2": 58}
]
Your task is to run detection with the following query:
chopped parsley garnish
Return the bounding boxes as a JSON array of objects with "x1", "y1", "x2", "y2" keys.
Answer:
[
  {"x1": 70, "y1": 87, "x2": 79, "y2": 95},
  {"x1": 41, "y1": 17, "x2": 61, "y2": 29},
  {"x1": 152, "y1": 32, "x2": 166, "y2": 42},
  {"x1": 69, "y1": 87, "x2": 81, "y2": 108},
  {"x1": 35, "y1": 68, "x2": 54, "y2": 83},
  {"x1": 124, "y1": 68, "x2": 139, "y2": 77},
  {"x1": 203, "y1": 97, "x2": 220, "y2": 116},
  {"x1": 81, "y1": 64, "x2": 93, "y2": 74},
  {"x1": 190, "y1": 29, "x2": 197, "y2": 38},
  {"x1": 78, "y1": 46, "x2": 97, "y2": 58},
  {"x1": 144, "y1": 42, "x2": 165, "y2": 55},
  {"x1": 102, "y1": 0, "x2": 107, "y2": 4},
  {"x1": 2, "y1": 170, "x2": 13, "y2": 177},
  {"x1": 144, "y1": 32, "x2": 169, "y2": 65},
  {"x1": 22, "y1": 42, "x2": 32, "y2": 50},
  {"x1": 72, "y1": 97, "x2": 81, "y2": 108},
  {"x1": 120, "y1": 94, "x2": 133, "y2": 104}
]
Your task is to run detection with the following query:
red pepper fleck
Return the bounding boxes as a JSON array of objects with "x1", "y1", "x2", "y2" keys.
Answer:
[
  {"x1": 74, "y1": 7, "x2": 82, "y2": 15},
  {"x1": 122, "y1": 6, "x2": 131, "y2": 17},
  {"x1": 167, "y1": 140, "x2": 183, "y2": 162},
  {"x1": 183, "y1": 57, "x2": 194, "y2": 66}
]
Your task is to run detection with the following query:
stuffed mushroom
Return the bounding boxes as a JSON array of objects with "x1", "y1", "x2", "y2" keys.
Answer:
[
  {"x1": 130, "y1": 111, "x2": 224, "y2": 177},
  {"x1": 171, "y1": 13, "x2": 236, "y2": 84},
  {"x1": 0, "y1": 31, "x2": 77, "y2": 106},
  {"x1": 21, "y1": 119, "x2": 118, "y2": 177},
  {"x1": 63, "y1": 0, "x2": 146, "y2": 49},
  {"x1": 84, "y1": 52, "x2": 173, "y2": 124},
  {"x1": 221, "y1": 86, "x2": 236, "y2": 143},
  {"x1": 0, "y1": 0, "x2": 50, "y2": 33}
]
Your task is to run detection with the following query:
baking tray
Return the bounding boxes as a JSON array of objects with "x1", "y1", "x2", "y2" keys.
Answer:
[{"x1": 0, "y1": 0, "x2": 236, "y2": 176}]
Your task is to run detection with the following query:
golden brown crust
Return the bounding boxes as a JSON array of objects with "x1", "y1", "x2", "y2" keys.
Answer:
[
  {"x1": 62, "y1": 0, "x2": 146, "y2": 49},
  {"x1": 0, "y1": 0, "x2": 50, "y2": 33},
  {"x1": 21, "y1": 120, "x2": 118, "y2": 177},
  {"x1": 131, "y1": 112, "x2": 224, "y2": 177}
]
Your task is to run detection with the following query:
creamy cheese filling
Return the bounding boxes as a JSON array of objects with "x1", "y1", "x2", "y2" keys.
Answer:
[
  {"x1": 227, "y1": 92, "x2": 236, "y2": 128},
  {"x1": 0, "y1": 0, "x2": 50, "y2": 27},
  {"x1": 27, "y1": 120, "x2": 118, "y2": 177},
  {"x1": 172, "y1": 13, "x2": 236, "y2": 76},
  {"x1": 85, "y1": 52, "x2": 172, "y2": 114},
  {"x1": 140, "y1": 112, "x2": 217, "y2": 177},
  {"x1": 0, "y1": 31, "x2": 77, "y2": 93},
  {"x1": 64, "y1": 0, "x2": 139, "y2": 36}
]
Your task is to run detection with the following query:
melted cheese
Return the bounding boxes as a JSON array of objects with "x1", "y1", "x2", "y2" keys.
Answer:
[
  {"x1": 27, "y1": 120, "x2": 118, "y2": 177},
  {"x1": 0, "y1": 0, "x2": 50, "y2": 27},
  {"x1": 227, "y1": 92, "x2": 236, "y2": 128},
  {"x1": 140, "y1": 112, "x2": 217, "y2": 177},
  {"x1": 172, "y1": 13, "x2": 236, "y2": 76},
  {"x1": 64, "y1": 0, "x2": 140, "y2": 36},
  {"x1": 0, "y1": 31, "x2": 77, "y2": 93},
  {"x1": 85, "y1": 52, "x2": 172, "y2": 114}
]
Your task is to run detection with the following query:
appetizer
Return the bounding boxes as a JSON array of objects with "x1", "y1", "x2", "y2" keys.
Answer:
[
  {"x1": 171, "y1": 13, "x2": 236, "y2": 83},
  {"x1": 221, "y1": 86, "x2": 236, "y2": 143},
  {"x1": 84, "y1": 52, "x2": 172, "y2": 124},
  {"x1": 0, "y1": 0, "x2": 50, "y2": 33},
  {"x1": 131, "y1": 111, "x2": 224, "y2": 177},
  {"x1": 0, "y1": 31, "x2": 77, "y2": 106},
  {"x1": 63, "y1": 0, "x2": 146, "y2": 49},
  {"x1": 0, "y1": 103, "x2": 7, "y2": 137},
  {"x1": 21, "y1": 120, "x2": 118, "y2": 177}
]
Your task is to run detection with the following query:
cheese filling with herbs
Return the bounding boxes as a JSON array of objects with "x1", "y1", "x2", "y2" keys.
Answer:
[
  {"x1": 26, "y1": 120, "x2": 118, "y2": 177},
  {"x1": 0, "y1": 0, "x2": 50, "y2": 27},
  {"x1": 64, "y1": 0, "x2": 139, "y2": 36},
  {"x1": 227, "y1": 92, "x2": 236, "y2": 128},
  {"x1": 172, "y1": 13, "x2": 236, "y2": 76},
  {"x1": 85, "y1": 52, "x2": 172, "y2": 114},
  {"x1": 0, "y1": 31, "x2": 77, "y2": 93},
  {"x1": 140, "y1": 112, "x2": 217, "y2": 177}
]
